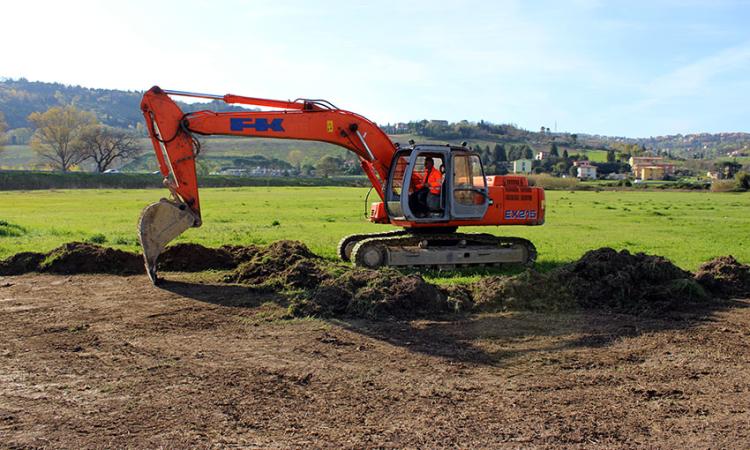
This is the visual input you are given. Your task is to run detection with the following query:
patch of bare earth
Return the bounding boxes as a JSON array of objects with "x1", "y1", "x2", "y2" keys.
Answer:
[{"x1": 1, "y1": 273, "x2": 748, "y2": 448}]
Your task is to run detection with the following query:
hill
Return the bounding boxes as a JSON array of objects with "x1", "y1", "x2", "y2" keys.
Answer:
[
  {"x1": 1, "y1": 78, "x2": 749, "y2": 171},
  {"x1": 0, "y1": 78, "x2": 257, "y2": 131}
]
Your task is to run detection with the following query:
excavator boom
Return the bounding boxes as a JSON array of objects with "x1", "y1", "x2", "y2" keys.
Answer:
[{"x1": 139, "y1": 86, "x2": 396, "y2": 282}]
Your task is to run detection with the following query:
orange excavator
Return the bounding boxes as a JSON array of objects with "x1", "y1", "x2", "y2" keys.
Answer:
[{"x1": 138, "y1": 86, "x2": 545, "y2": 283}]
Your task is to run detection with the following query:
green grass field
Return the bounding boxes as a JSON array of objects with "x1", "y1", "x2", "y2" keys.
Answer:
[{"x1": 1, "y1": 188, "x2": 748, "y2": 274}]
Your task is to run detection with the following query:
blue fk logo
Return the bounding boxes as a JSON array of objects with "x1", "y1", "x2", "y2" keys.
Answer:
[{"x1": 230, "y1": 118, "x2": 285, "y2": 132}]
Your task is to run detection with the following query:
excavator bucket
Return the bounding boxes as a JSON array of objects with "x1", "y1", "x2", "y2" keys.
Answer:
[{"x1": 138, "y1": 199, "x2": 198, "y2": 284}]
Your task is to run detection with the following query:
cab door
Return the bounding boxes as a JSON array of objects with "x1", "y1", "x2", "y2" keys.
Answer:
[
  {"x1": 397, "y1": 149, "x2": 449, "y2": 221},
  {"x1": 450, "y1": 153, "x2": 489, "y2": 219}
]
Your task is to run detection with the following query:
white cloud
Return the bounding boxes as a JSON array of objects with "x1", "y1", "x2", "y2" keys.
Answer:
[{"x1": 644, "y1": 41, "x2": 750, "y2": 99}]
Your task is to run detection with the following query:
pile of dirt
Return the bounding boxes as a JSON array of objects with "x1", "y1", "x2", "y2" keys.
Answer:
[
  {"x1": 473, "y1": 269, "x2": 576, "y2": 312},
  {"x1": 158, "y1": 243, "x2": 260, "y2": 272},
  {"x1": 694, "y1": 256, "x2": 750, "y2": 298},
  {"x1": 473, "y1": 248, "x2": 709, "y2": 315},
  {"x1": 38, "y1": 242, "x2": 144, "y2": 275},
  {"x1": 557, "y1": 248, "x2": 707, "y2": 313},
  {"x1": 1, "y1": 243, "x2": 144, "y2": 276},
  {"x1": 2, "y1": 241, "x2": 747, "y2": 320},
  {"x1": 225, "y1": 240, "x2": 320, "y2": 285},
  {"x1": 0, "y1": 242, "x2": 264, "y2": 276},
  {"x1": 291, "y1": 268, "x2": 453, "y2": 319},
  {"x1": 224, "y1": 240, "x2": 455, "y2": 319},
  {"x1": 0, "y1": 252, "x2": 46, "y2": 276}
]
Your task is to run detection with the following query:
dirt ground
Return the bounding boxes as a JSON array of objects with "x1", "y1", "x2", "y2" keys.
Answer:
[{"x1": 1, "y1": 273, "x2": 749, "y2": 448}]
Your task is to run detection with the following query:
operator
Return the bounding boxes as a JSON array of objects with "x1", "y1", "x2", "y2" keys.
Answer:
[
  {"x1": 409, "y1": 157, "x2": 443, "y2": 216},
  {"x1": 426, "y1": 164, "x2": 445, "y2": 213}
]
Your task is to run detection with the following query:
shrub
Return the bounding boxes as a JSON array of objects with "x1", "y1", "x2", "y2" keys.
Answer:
[
  {"x1": 86, "y1": 233, "x2": 107, "y2": 244},
  {"x1": 710, "y1": 180, "x2": 737, "y2": 192},
  {"x1": 0, "y1": 220, "x2": 26, "y2": 237},
  {"x1": 736, "y1": 171, "x2": 750, "y2": 191},
  {"x1": 527, "y1": 174, "x2": 579, "y2": 189}
]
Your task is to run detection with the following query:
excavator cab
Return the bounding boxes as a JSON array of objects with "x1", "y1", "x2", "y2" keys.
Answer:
[{"x1": 385, "y1": 145, "x2": 489, "y2": 222}]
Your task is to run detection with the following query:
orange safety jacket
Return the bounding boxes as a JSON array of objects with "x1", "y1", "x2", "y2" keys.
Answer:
[
  {"x1": 425, "y1": 167, "x2": 442, "y2": 194},
  {"x1": 412, "y1": 166, "x2": 443, "y2": 194}
]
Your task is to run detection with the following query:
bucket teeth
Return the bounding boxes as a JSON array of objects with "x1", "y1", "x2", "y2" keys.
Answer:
[{"x1": 138, "y1": 199, "x2": 198, "y2": 284}]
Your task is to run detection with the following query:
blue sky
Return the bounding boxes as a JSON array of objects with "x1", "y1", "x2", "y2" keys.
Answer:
[{"x1": 2, "y1": 0, "x2": 749, "y2": 137}]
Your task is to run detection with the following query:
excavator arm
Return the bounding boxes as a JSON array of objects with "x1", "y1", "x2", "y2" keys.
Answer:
[{"x1": 138, "y1": 86, "x2": 396, "y2": 282}]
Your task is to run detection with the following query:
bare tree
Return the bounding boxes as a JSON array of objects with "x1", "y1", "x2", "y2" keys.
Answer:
[
  {"x1": 28, "y1": 106, "x2": 97, "y2": 172},
  {"x1": 76, "y1": 126, "x2": 143, "y2": 172}
]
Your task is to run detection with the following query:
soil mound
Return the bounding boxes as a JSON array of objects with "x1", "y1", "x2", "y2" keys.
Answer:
[
  {"x1": 558, "y1": 248, "x2": 705, "y2": 313},
  {"x1": 0, "y1": 252, "x2": 46, "y2": 275},
  {"x1": 39, "y1": 242, "x2": 144, "y2": 275},
  {"x1": 0, "y1": 242, "x2": 263, "y2": 276},
  {"x1": 290, "y1": 268, "x2": 451, "y2": 320},
  {"x1": 281, "y1": 259, "x2": 329, "y2": 289},
  {"x1": 223, "y1": 240, "x2": 453, "y2": 319},
  {"x1": 694, "y1": 256, "x2": 750, "y2": 298},
  {"x1": 473, "y1": 269, "x2": 574, "y2": 312},
  {"x1": 158, "y1": 243, "x2": 260, "y2": 272},
  {"x1": 474, "y1": 248, "x2": 709, "y2": 315},
  {"x1": 2, "y1": 241, "x2": 745, "y2": 320},
  {"x1": 226, "y1": 240, "x2": 319, "y2": 285}
]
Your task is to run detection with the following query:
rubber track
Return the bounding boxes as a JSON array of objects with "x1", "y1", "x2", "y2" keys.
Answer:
[
  {"x1": 337, "y1": 229, "x2": 410, "y2": 261},
  {"x1": 351, "y1": 233, "x2": 537, "y2": 269}
]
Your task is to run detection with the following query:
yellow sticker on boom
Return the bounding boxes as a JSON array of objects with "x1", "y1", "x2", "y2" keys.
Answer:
[{"x1": 326, "y1": 120, "x2": 334, "y2": 133}]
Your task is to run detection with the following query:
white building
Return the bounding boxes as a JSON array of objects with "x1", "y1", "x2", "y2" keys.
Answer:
[
  {"x1": 574, "y1": 160, "x2": 597, "y2": 179},
  {"x1": 513, "y1": 159, "x2": 533, "y2": 174}
]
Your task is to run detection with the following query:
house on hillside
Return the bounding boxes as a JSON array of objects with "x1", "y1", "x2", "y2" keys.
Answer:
[
  {"x1": 535, "y1": 151, "x2": 549, "y2": 161},
  {"x1": 629, "y1": 156, "x2": 675, "y2": 180},
  {"x1": 574, "y1": 160, "x2": 597, "y2": 179},
  {"x1": 512, "y1": 159, "x2": 533, "y2": 174}
]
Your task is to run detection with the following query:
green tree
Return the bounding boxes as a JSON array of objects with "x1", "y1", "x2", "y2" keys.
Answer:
[
  {"x1": 287, "y1": 149, "x2": 304, "y2": 170},
  {"x1": 195, "y1": 159, "x2": 211, "y2": 176},
  {"x1": 550, "y1": 142, "x2": 559, "y2": 157},
  {"x1": 607, "y1": 150, "x2": 616, "y2": 163},
  {"x1": 316, "y1": 155, "x2": 341, "y2": 177},
  {"x1": 523, "y1": 146, "x2": 534, "y2": 159},
  {"x1": 28, "y1": 106, "x2": 98, "y2": 172},
  {"x1": 507, "y1": 145, "x2": 522, "y2": 161},
  {"x1": 480, "y1": 145, "x2": 492, "y2": 165},
  {"x1": 562, "y1": 149, "x2": 569, "y2": 159},
  {"x1": 493, "y1": 143, "x2": 507, "y2": 162}
]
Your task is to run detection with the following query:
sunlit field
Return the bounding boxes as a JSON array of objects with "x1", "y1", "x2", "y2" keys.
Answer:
[{"x1": 1, "y1": 187, "x2": 748, "y2": 272}]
